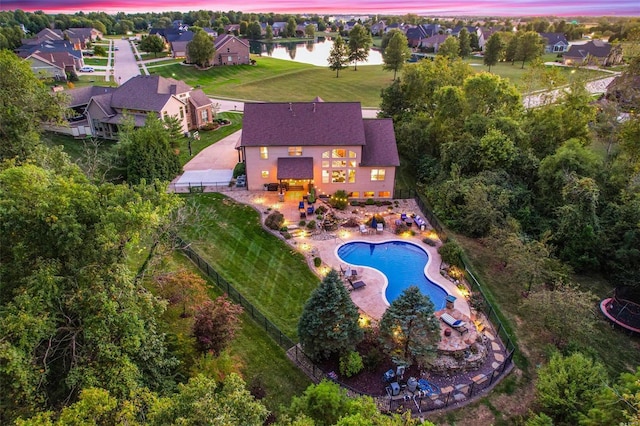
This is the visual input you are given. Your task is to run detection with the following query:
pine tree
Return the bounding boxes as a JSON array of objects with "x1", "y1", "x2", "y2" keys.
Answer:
[
  {"x1": 297, "y1": 269, "x2": 363, "y2": 361},
  {"x1": 378, "y1": 286, "x2": 440, "y2": 367}
]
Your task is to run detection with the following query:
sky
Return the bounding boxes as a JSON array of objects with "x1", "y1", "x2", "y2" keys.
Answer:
[{"x1": 3, "y1": 0, "x2": 640, "y2": 17}]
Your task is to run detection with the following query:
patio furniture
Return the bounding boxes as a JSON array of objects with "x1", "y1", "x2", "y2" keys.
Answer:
[
  {"x1": 359, "y1": 224, "x2": 368, "y2": 234},
  {"x1": 348, "y1": 278, "x2": 366, "y2": 290},
  {"x1": 440, "y1": 313, "x2": 468, "y2": 333},
  {"x1": 376, "y1": 223, "x2": 384, "y2": 233}
]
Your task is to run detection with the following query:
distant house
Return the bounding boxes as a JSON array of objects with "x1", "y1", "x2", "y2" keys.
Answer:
[
  {"x1": 79, "y1": 75, "x2": 215, "y2": 140},
  {"x1": 237, "y1": 100, "x2": 399, "y2": 199},
  {"x1": 224, "y1": 24, "x2": 241, "y2": 34},
  {"x1": 477, "y1": 28, "x2": 497, "y2": 51},
  {"x1": 213, "y1": 34, "x2": 250, "y2": 65},
  {"x1": 563, "y1": 40, "x2": 612, "y2": 65},
  {"x1": 419, "y1": 34, "x2": 450, "y2": 52},
  {"x1": 370, "y1": 21, "x2": 386, "y2": 36},
  {"x1": 271, "y1": 22, "x2": 287, "y2": 36},
  {"x1": 169, "y1": 31, "x2": 194, "y2": 58},
  {"x1": 16, "y1": 39, "x2": 84, "y2": 77},
  {"x1": 64, "y1": 27, "x2": 103, "y2": 49},
  {"x1": 539, "y1": 32, "x2": 569, "y2": 53}
]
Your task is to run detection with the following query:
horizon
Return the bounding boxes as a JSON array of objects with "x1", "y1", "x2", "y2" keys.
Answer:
[{"x1": 3, "y1": 0, "x2": 640, "y2": 17}]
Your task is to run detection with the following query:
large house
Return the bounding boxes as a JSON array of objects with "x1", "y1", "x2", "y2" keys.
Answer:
[
  {"x1": 539, "y1": 32, "x2": 569, "y2": 53},
  {"x1": 213, "y1": 34, "x2": 250, "y2": 65},
  {"x1": 80, "y1": 75, "x2": 215, "y2": 140},
  {"x1": 237, "y1": 100, "x2": 399, "y2": 199},
  {"x1": 563, "y1": 40, "x2": 612, "y2": 65}
]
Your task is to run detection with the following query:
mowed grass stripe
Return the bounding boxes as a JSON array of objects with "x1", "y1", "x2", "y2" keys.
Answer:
[{"x1": 181, "y1": 193, "x2": 320, "y2": 338}]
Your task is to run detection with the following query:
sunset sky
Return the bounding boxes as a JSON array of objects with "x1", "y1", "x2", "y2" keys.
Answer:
[{"x1": 3, "y1": 0, "x2": 640, "y2": 16}]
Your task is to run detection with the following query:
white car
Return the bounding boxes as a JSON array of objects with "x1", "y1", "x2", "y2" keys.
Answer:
[{"x1": 79, "y1": 66, "x2": 95, "y2": 72}]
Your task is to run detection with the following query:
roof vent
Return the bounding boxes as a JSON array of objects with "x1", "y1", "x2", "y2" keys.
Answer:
[
  {"x1": 312, "y1": 102, "x2": 316, "y2": 112},
  {"x1": 289, "y1": 102, "x2": 293, "y2": 112}
]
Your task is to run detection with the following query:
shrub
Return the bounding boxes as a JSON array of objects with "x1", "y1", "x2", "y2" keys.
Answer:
[
  {"x1": 265, "y1": 211, "x2": 284, "y2": 230},
  {"x1": 350, "y1": 201, "x2": 359, "y2": 206},
  {"x1": 362, "y1": 346, "x2": 384, "y2": 370},
  {"x1": 313, "y1": 257, "x2": 322, "y2": 267},
  {"x1": 200, "y1": 122, "x2": 219, "y2": 131},
  {"x1": 307, "y1": 220, "x2": 316, "y2": 230},
  {"x1": 315, "y1": 205, "x2": 327, "y2": 215},
  {"x1": 189, "y1": 185, "x2": 204, "y2": 193},
  {"x1": 438, "y1": 240, "x2": 464, "y2": 268},
  {"x1": 423, "y1": 238, "x2": 438, "y2": 246},
  {"x1": 282, "y1": 232, "x2": 292, "y2": 239},
  {"x1": 329, "y1": 190, "x2": 349, "y2": 210},
  {"x1": 299, "y1": 220, "x2": 306, "y2": 227},
  {"x1": 280, "y1": 226, "x2": 288, "y2": 232},
  {"x1": 232, "y1": 162, "x2": 246, "y2": 178},
  {"x1": 395, "y1": 222, "x2": 410, "y2": 235},
  {"x1": 342, "y1": 217, "x2": 360, "y2": 228},
  {"x1": 339, "y1": 351, "x2": 364, "y2": 378},
  {"x1": 365, "y1": 198, "x2": 375, "y2": 205}
]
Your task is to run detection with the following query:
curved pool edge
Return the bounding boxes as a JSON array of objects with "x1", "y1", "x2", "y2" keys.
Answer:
[{"x1": 334, "y1": 238, "x2": 470, "y2": 319}]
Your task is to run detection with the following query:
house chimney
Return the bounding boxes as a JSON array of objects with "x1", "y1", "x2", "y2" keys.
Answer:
[
  {"x1": 313, "y1": 102, "x2": 316, "y2": 112},
  {"x1": 288, "y1": 102, "x2": 293, "y2": 112}
]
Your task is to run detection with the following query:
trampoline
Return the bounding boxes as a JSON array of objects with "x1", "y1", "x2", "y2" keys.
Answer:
[{"x1": 600, "y1": 287, "x2": 640, "y2": 335}]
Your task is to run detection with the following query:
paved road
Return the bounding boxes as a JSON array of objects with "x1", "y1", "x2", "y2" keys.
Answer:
[{"x1": 113, "y1": 38, "x2": 141, "y2": 85}]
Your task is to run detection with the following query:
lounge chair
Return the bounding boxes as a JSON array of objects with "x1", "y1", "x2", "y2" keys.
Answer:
[
  {"x1": 348, "y1": 278, "x2": 366, "y2": 290},
  {"x1": 376, "y1": 223, "x2": 384, "y2": 233},
  {"x1": 359, "y1": 224, "x2": 368, "y2": 234},
  {"x1": 440, "y1": 313, "x2": 468, "y2": 333}
]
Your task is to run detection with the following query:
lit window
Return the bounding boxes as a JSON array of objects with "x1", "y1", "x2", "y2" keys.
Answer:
[
  {"x1": 288, "y1": 146, "x2": 302, "y2": 156},
  {"x1": 332, "y1": 160, "x2": 346, "y2": 168},
  {"x1": 349, "y1": 150, "x2": 357, "y2": 158},
  {"x1": 331, "y1": 170, "x2": 346, "y2": 183},
  {"x1": 322, "y1": 160, "x2": 330, "y2": 168},
  {"x1": 371, "y1": 169, "x2": 386, "y2": 181},
  {"x1": 261, "y1": 170, "x2": 269, "y2": 179},
  {"x1": 332, "y1": 149, "x2": 346, "y2": 158},
  {"x1": 322, "y1": 151, "x2": 330, "y2": 158},
  {"x1": 364, "y1": 191, "x2": 375, "y2": 198},
  {"x1": 378, "y1": 191, "x2": 391, "y2": 198},
  {"x1": 348, "y1": 191, "x2": 360, "y2": 198},
  {"x1": 260, "y1": 147, "x2": 268, "y2": 159},
  {"x1": 201, "y1": 109, "x2": 208, "y2": 121},
  {"x1": 348, "y1": 160, "x2": 357, "y2": 168},
  {"x1": 348, "y1": 169, "x2": 356, "y2": 183},
  {"x1": 322, "y1": 170, "x2": 329, "y2": 183}
]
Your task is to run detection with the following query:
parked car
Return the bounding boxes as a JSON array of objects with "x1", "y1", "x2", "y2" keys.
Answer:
[{"x1": 79, "y1": 66, "x2": 95, "y2": 72}]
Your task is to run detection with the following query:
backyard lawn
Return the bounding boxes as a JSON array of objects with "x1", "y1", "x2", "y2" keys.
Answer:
[{"x1": 179, "y1": 192, "x2": 321, "y2": 339}]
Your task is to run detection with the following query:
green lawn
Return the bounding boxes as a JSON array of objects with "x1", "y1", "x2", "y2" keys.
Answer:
[
  {"x1": 139, "y1": 51, "x2": 171, "y2": 60},
  {"x1": 179, "y1": 192, "x2": 321, "y2": 339},
  {"x1": 148, "y1": 251, "x2": 311, "y2": 413},
  {"x1": 42, "y1": 131, "x2": 118, "y2": 162},
  {"x1": 177, "y1": 112, "x2": 243, "y2": 166},
  {"x1": 84, "y1": 57, "x2": 108, "y2": 66}
]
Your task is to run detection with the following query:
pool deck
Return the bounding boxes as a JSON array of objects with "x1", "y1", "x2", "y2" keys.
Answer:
[{"x1": 225, "y1": 190, "x2": 471, "y2": 326}]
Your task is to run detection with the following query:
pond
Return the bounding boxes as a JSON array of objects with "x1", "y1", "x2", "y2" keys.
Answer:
[{"x1": 249, "y1": 38, "x2": 384, "y2": 67}]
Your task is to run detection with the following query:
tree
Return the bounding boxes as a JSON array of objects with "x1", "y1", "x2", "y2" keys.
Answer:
[
  {"x1": 186, "y1": 29, "x2": 215, "y2": 67},
  {"x1": 163, "y1": 114, "x2": 184, "y2": 149},
  {"x1": 305, "y1": 24, "x2": 316, "y2": 38},
  {"x1": 347, "y1": 24, "x2": 373, "y2": 70},
  {"x1": 154, "y1": 269, "x2": 209, "y2": 318},
  {"x1": 327, "y1": 35, "x2": 349, "y2": 78},
  {"x1": 0, "y1": 50, "x2": 66, "y2": 162},
  {"x1": 149, "y1": 374, "x2": 269, "y2": 425},
  {"x1": 458, "y1": 27, "x2": 472, "y2": 58},
  {"x1": 483, "y1": 33, "x2": 503, "y2": 71},
  {"x1": 583, "y1": 367, "x2": 640, "y2": 426},
  {"x1": 297, "y1": 269, "x2": 363, "y2": 361},
  {"x1": 286, "y1": 17, "x2": 297, "y2": 38},
  {"x1": 192, "y1": 295, "x2": 243, "y2": 355},
  {"x1": 383, "y1": 31, "x2": 411, "y2": 80},
  {"x1": 515, "y1": 31, "x2": 544, "y2": 69},
  {"x1": 378, "y1": 286, "x2": 440, "y2": 367},
  {"x1": 120, "y1": 113, "x2": 182, "y2": 184},
  {"x1": 436, "y1": 36, "x2": 460, "y2": 60},
  {"x1": 535, "y1": 352, "x2": 607, "y2": 425},
  {"x1": 138, "y1": 34, "x2": 164, "y2": 57},
  {"x1": 265, "y1": 24, "x2": 273, "y2": 40},
  {"x1": 247, "y1": 21, "x2": 262, "y2": 40},
  {"x1": 519, "y1": 285, "x2": 599, "y2": 348}
]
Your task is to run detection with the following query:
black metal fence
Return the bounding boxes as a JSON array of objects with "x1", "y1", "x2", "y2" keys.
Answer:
[{"x1": 176, "y1": 235, "x2": 295, "y2": 350}]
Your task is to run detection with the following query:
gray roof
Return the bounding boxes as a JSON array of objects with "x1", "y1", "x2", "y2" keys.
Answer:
[
  {"x1": 539, "y1": 32, "x2": 568, "y2": 45},
  {"x1": 66, "y1": 86, "x2": 116, "y2": 107},
  {"x1": 214, "y1": 34, "x2": 250, "y2": 50},
  {"x1": 565, "y1": 40, "x2": 611, "y2": 59},
  {"x1": 111, "y1": 75, "x2": 189, "y2": 112},
  {"x1": 90, "y1": 92, "x2": 115, "y2": 116},
  {"x1": 240, "y1": 102, "x2": 366, "y2": 147},
  {"x1": 277, "y1": 157, "x2": 314, "y2": 179},
  {"x1": 360, "y1": 119, "x2": 400, "y2": 167},
  {"x1": 189, "y1": 89, "x2": 212, "y2": 108}
]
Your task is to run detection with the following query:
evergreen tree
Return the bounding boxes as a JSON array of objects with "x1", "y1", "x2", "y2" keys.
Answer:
[
  {"x1": 347, "y1": 24, "x2": 373, "y2": 70},
  {"x1": 382, "y1": 31, "x2": 411, "y2": 80},
  {"x1": 297, "y1": 269, "x2": 363, "y2": 361},
  {"x1": 327, "y1": 35, "x2": 349, "y2": 78},
  {"x1": 378, "y1": 286, "x2": 440, "y2": 367}
]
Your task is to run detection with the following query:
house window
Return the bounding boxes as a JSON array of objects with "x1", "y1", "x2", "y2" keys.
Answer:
[
  {"x1": 364, "y1": 191, "x2": 375, "y2": 198},
  {"x1": 348, "y1": 191, "x2": 360, "y2": 198},
  {"x1": 347, "y1": 169, "x2": 356, "y2": 183},
  {"x1": 201, "y1": 109, "x2": 208, "y2": 121},
  {"x1": 261, "y1": 170, "x2": 269, "y2": 179},
  {"x1": 322, "y1": 160, "x2": 330, "y2": 168},
  {"x1": 331, "y1": 170, "x2": 346, "y2": 183},
  {"x1": 260, "y1": 147, "x2": 268, "y2": 159},
  {"x1": 332, "y1": 160, "x2": 346, "y2": 167},
  {"x1": 321, "y1": 150, "x2": 358, "y2": 185},
  {"x1": 371, "y1": 169, "x2": 386, "y2": 181},
  {"x1": 378, "y1": 191, "x2": 391, "y2": 198},
  {"x1": 288, "y1": 146, "x2": 302, "y2": 156},
  {"x1": 332, "y1": 149, "x2": 346, "y2": 158},
  {"x1": 228, "y1": 56, "x2": 233, "y2": 61},
  {"x1": 179, "y1": 108, "x2": 184, "y2": 119},
  {"x1": 322, "y1": 170, "x2": 329, "y2": 183}
]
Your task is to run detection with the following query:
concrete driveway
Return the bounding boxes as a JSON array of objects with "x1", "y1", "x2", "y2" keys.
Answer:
[
  {"x1": 113, "y1": 38, "x2": 141, "y2": 85},
  {"x1": 183, "y1": 130, "x2": 241, "y2": 171}
]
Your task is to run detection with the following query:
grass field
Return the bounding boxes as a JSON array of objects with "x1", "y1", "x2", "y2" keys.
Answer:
[
  {"x1": 83, "y1": 57, "x2": 108, "y2": 66},
  {"x1": 179, "y1": 192, "x2": 321, "y2": 339},
  {"x1": 147, "y1": 251, "x2": 311, "y2": 413},
  {"x1": 150, "y1": 54, "x2": 610, "y2": 107}
]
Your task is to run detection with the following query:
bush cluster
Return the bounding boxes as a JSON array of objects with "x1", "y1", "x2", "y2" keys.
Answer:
[{"x1": 265, "y1": 211, "x2": 284, "y2": 230}]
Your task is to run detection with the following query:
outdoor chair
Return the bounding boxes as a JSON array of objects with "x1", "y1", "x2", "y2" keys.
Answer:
[
  {"x1": 359, "y1": 224, "x2": 368, "y2": 234},
  {"x1": 348, "y1": 278, "x2": 366, "y2": 290},
  {"x1": 376, "y1": 223, "x2": 384, "y2": 233},
  {"x1": 440, "y1": 313, "x2": 468, "y2": 333}
]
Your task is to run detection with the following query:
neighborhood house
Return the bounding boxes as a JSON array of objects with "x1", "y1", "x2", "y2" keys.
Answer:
[{"x1": 237, "y1": 100, "x2": 399, "y2": 199}]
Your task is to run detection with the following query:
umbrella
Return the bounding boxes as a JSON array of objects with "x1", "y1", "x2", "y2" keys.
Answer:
[{"x1": 371, "y1": 217, "x2": 378, "y2": 229}]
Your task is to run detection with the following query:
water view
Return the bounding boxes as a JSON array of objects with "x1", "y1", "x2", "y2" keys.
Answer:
[{"x1": 249, "y1": 37, "x2": 384, "y2": 66}]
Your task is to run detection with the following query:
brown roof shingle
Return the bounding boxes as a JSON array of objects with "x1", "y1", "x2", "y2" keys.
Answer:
[
  {"x1": 361, "y1": 119, "x2": 400, "y2": 167},
  {"x1": 240, "y1": 102, "x2": 366, "y2": 147},
  {"x1": 111, "y1": 75, "x2": 189, "y2": 112}
]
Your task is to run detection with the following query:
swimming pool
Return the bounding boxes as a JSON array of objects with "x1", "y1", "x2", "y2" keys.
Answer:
[{"x1": 337, "y1": 240, "x2": 448, "y2": 310}]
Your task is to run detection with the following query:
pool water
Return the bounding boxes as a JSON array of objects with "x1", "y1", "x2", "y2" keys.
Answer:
[{"x1": 337, "y1": 241, "x2": 448, "y2": 309}]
